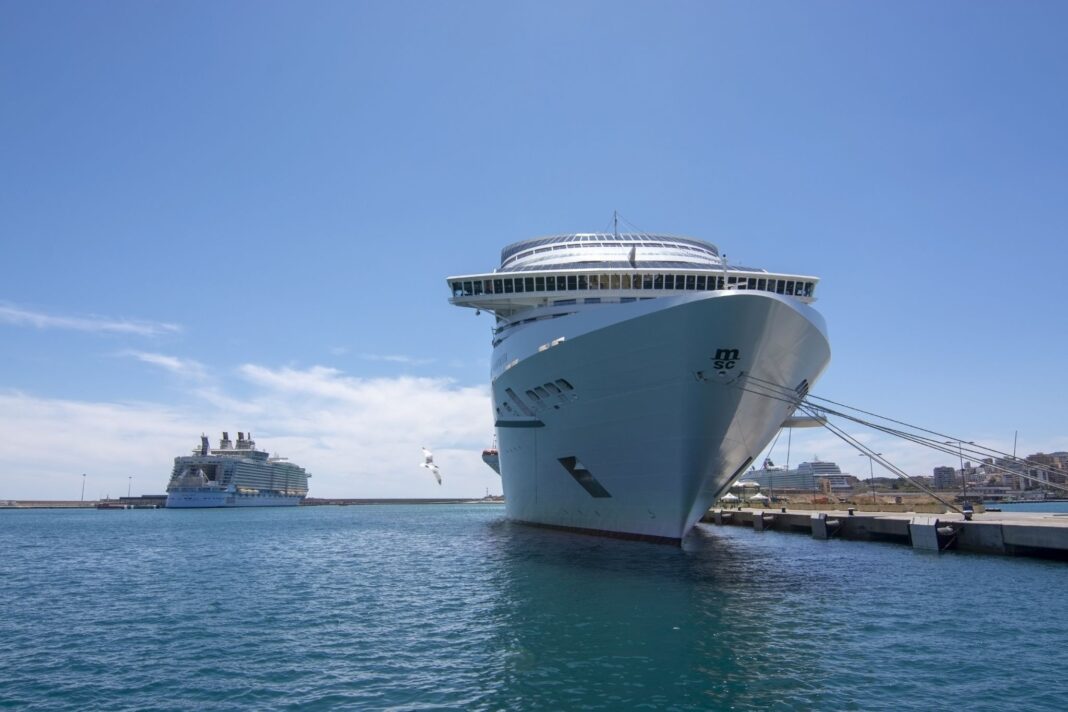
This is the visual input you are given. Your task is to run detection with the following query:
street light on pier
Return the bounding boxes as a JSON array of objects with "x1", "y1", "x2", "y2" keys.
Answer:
[
  {"x1": 127, "y1": 476, "x2": 132, "y2": 498},
  {"x1": 858, "y1": 453, "x2": 882, "y2": 506},
  {"x1": 945, "y1": 440, "x2": 975, "y2": 505},
  {"x1": 80, "y1": 473, "x2": 86, "y2": 502}
]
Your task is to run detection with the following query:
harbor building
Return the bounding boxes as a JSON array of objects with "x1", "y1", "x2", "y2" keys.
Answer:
[{"x1": 933, "y1": 466, "x2": 957, "y2": 489}]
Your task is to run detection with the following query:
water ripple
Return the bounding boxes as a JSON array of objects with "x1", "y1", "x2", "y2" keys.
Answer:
[{"x1": 1, "y1": 506, "x2": 1066, "y2": 710}]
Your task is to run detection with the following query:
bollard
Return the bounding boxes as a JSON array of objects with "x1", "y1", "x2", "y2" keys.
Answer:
[{"x1": 811, "y1": 512, "x2": 829, "y2": 539}]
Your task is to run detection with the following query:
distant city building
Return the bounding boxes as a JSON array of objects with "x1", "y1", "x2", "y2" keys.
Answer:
[
  {"x1": 933, "y1": 466, "x2": 957, "y2": 490},
  {"x1": 1027, "y1": 453, "x2": 1067, "y2": 486}
]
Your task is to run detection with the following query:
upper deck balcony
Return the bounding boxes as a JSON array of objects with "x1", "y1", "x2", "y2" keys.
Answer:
[{"x1": 447, "y1": 233, "x2": 819, "y2": 317}]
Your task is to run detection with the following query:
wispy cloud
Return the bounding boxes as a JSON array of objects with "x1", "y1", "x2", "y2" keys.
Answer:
[
  {"x1": 359, "y1": 353, "x2": 435, "y2": 366},
  {"x1": 0, "y1": 365, "x2": 495, "y2": 500},
  {"x1": 121, "y1": 351, "x2": 207, "y2": 380},
  {"x1": 0, "y1": 303, "x2": 181, "y2": 337}
]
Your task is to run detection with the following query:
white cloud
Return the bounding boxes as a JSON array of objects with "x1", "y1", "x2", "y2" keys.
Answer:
[
  {"x1": 359, "y1": 353, "x2": 435, "y2": 366},
  {"x1": 0, "y1": 365, "x2": 497, "y2": 501},
  {"x1": 2, "y1": 366, "x2": 1063, "y2": 502},
  {"x1": 121, "y1": 351, "x2": 207, "y2": 380},
  {"x1": 0, "y1": 303, "x2": 181, "y2": 337}
]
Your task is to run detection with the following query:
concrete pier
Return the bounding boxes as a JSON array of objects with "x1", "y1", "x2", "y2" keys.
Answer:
[{"x1": 703, "y1": 507, "x2": 1068, "y2": 560}]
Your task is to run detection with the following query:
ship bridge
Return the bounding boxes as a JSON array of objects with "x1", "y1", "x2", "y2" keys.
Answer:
[{"x1": 448, "y1": 232, "x2": 819, "y2": 317}]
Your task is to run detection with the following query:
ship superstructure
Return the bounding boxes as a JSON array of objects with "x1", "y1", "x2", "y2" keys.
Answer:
[
  {"x1": 747, "y1": 460, "x2": 858, "y2": 493},
  {"x1": 165, "y1": 431, "x2": 310, "y2": 508},
  {"x1": 447, "y1": 232, "x2": 831, "y2": 542}
]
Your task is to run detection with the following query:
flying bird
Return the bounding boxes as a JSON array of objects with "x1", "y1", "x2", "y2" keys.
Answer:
[{"x1": 421, "y1": 446, "x2": 442, "y2": 485}]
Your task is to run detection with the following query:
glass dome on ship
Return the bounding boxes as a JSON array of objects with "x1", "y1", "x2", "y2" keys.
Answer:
[{"x1": 447, "y1": 232, "x2": 831, "y2": 543}]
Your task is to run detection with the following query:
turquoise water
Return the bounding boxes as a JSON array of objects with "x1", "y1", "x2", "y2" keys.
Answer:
[
  {"x1": 2, "y1": 505, "x2": 1066, "y2": 711},
  {"x1": 989, "y1": 500, "x2": 1068, "y2": 513}
]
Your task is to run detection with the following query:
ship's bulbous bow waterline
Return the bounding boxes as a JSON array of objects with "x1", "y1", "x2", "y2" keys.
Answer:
[{"x1": 492, "y1": 292, "x2": 830, "y2": 541}]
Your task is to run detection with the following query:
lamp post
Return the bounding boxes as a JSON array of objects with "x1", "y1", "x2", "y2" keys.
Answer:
[
  {"x1": 80, "y1": 473, "x2": 86, "y2": 502},
  {"x1": 127, "y1": 476, "x2": 132, "y2": 498},
  {"x1": 945, "y1": 440, "x2": 975, "y2": 504},
  {"x1": 859, "y1": 453, "x2": 882, "y2": 506}
]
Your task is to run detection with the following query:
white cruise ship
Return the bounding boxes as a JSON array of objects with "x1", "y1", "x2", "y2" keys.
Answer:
[
  {"x1": 747, "y1": 460, "x2": 858, "y2": 493},
  {"x1": 165, "y1": 431, "x2": 310, "y2": 508},
  {"x1": 448, "y1": 232, "x2": 831, "y2": 542}
]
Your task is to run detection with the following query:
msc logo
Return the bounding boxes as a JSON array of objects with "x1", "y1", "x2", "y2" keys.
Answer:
[{"x1": 713, "y1": 348, "x2": 740, "y2": 372}]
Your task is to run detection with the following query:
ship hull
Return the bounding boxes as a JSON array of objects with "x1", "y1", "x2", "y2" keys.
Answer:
[
  {"x1": 491, "y1": 291, "x2": 830, "y2": 542},
  {"x1": 165, "y1": 490, "x2": 304, "y2": 508}
]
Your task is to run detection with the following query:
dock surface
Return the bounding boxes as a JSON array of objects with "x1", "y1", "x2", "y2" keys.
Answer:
[{"x1": 704, "y1": 507, "x2": 1068, "y2": 559}]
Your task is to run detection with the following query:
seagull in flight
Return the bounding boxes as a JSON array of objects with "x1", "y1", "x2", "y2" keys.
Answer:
[{"x1": 421, "y1": 446, "x2": 442, "y2": 485}]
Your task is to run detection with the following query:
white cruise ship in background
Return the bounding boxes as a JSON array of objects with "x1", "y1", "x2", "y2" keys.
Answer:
[
  {"x1": 747, "y1": 459, "x2": 859, "y2": 494},
  {"x1": 166, "y1": 432, "x2": 310, "y2": 508},
  {"x1": 448, "y1": 231, "x2": 831, "y2": 542}
]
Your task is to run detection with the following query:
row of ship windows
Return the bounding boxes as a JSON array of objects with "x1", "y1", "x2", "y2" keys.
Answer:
[
  {"x1": 500, "y1": 379, "x2": 576, "y2": 416},
  {"x1": 452, "y1": 274, "x2": 815, "y2": 298}
]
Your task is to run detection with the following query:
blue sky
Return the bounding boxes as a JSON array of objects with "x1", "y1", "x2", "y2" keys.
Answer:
[{"x1": 2, "y1": 1, "x2": 1066, "y2": 499}]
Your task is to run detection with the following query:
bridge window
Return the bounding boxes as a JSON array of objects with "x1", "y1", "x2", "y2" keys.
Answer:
[
  {"x1": 525, "y1": 277, "x2": 534, "y2": 292},
  {"x1": 600, "y1": 275, "x2": 610, "y2": 289},
  {"x1": 675, "y1": 274, "x2": 685, "y2": 289},
  {"x1": 664, "y1": 274, "x2": 674, "y2": 289},
  {"x1": 696, "y1": 275, "x2": 706, "y2": 290},
  {"x1": 504, "y1": 279, "x2": 514, "y2": 294},
  {"x1": 757, "y1": 278, "x2": 766, "y2": 291},
  {"x1": 513, "y1": 278, "x2": 523, "y2": 293},
  {"x1": 535, "y1": 276, "x2": 545, "y2": 291},
  {"x1": 567, "y1": 275, "x2": 577, "y2": 290},
  {"x1": 578, "y1": 275, "x2": 588, "y2": 290},
  {"x1": 493, "y1": 279, "x2": 503, "y2": 294},
  {"x1": 654, "y1": 274, "x2": 664, "y2": 289},
  {"x1": 775, "y1": 280, "x2": 785, "y2": 294},
  {"x1": 546, "y1": 275, "x2": 556, "y2": 291},
  {"x1": 748, "y1": 278, "x2": 757, "y2": 289},
  {"x1": 686, "y1": 275, "x2": 696, "y2": 290},
  {"x1": 611, "y1": 274, "x2": 620, "y2": 289},
  {"x1": 621, "y1": 274, "x2": 631, "y2": 289}
]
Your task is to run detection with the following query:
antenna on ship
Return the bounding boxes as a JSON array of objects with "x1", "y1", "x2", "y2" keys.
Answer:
[{"x1": 613, "y1": 210, "x2": 619, "y2": 239}]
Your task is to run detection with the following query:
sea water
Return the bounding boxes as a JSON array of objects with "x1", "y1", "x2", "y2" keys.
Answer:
[
  {"x1": 1, "y1": 505, "x2": 1066, "y2": 711},
  {"x1": 991, "y1": 500, "x2": 1068, "y2": 513}
]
